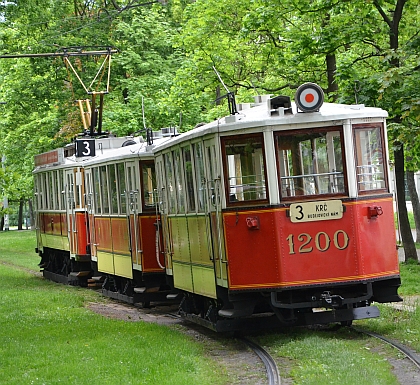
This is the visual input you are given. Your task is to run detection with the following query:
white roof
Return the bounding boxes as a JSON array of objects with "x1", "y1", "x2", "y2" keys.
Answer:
[
  {"x1": 153, "y1": 100, "x2": 388, "y2": 152},
  {"x1": 81, "y1": 135, "x2": 174, "y2": 167}
]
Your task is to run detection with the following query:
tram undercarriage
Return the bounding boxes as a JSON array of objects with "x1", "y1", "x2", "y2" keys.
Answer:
[
  {"x1": 96, "y1": 266, "x2": 178, "y2": 307},
  {"x1": 177, "y1": 278, "x2": 402, "y2": 332},
  {"x1": 38, "y1": 247, "x2": 92, "y2": 286}
]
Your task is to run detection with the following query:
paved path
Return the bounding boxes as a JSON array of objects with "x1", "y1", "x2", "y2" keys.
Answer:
[
  {"x1": 396, "y1": 229, "x2": 420, "y2": 262},
  {"x1": 398, "y1": 247, "x2": 420, "y2": 262}
]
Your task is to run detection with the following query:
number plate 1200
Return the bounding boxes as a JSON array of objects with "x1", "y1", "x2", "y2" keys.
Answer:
[{"x1": 289, "y1": 200, "x2": 343, "y2": 223}]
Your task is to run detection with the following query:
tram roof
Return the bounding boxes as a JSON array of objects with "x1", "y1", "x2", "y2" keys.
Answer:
[
  {"x1": 79, "y1": 134, "x2": 175, "y2": 167},
  {"x1": 153, "y1": 100, "x2": 388, "y2": 152},
  {"x1": 33, "y1": 135, "x2": 171, "y2": 172}
]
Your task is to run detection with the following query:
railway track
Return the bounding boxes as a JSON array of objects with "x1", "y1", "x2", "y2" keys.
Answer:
[
  {"x1": 167, "y1": 312, "x2": 281, "y2": 384},
  {"x1": 352, "y1": 326, "x2": 420, "y2": 370},
  {"x1": 239, "y1": 337, "x2": 281, "y2": 385}
]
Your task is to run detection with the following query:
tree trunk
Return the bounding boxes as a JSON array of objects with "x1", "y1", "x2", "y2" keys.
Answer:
[
  {"x1": 0, "y1": 215, "x2": 3, "y2": 231},
  {"x1": 322, "y1": 13, "x2": 338, "y2": 101},
  {"x1": 394, "y1": 144, "x2": 417, "y2": 261},
  {"x1": 18, "y1": 198, "x2": 24, "y2": 230},
  {"x1": 326, "y1": 53, "x2": 338, "y2": 101},
  {"x1": 406, "y1": 170, "x2": 420, "y2": 243},
  {"x1": 215, "y1": 85, "x2": 221, "y2": 105}
]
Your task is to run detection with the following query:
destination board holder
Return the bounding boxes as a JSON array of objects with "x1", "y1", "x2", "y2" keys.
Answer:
[{"x1": 289, "y1": 200, "x2": 343, "y2": 223}]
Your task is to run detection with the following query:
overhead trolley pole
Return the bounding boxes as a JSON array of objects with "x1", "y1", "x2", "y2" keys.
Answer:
[{"x1": 0, "y1": 47, "x2": 119, "y2": 136}]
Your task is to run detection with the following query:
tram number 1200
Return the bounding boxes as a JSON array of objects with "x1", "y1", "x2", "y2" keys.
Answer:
[{"x1": 286, "y1": 230, "x2": 349, "y2": 254}]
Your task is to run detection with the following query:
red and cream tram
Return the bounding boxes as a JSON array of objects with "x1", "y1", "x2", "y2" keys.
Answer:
[
  {"x1": 34, "y1": 132, "x2": 178, "y2": 304},
  {"x1": 82, "y1": 132, "x2": 175, "y2": 304},
  {"x1": 153, "y1": 83, "x2": 401, "y2": 330},
  {"x1": 34, "y1": 137, "x2": 148, "y2": 285}
]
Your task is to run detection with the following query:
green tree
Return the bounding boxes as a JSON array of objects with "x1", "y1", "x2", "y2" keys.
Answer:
[{"x1": 0, "y1": 1, "x2": 179, "y2": 227}]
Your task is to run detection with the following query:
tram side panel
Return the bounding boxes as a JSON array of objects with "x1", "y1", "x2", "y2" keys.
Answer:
[
  {"x1": 110, "y1": 216, "x2": 132, "y2": 279},
  {"x1": 93, "y1": 215, "x2": 136, "y2": 279},
  {"x1": 38, "y1": 211, "x2": 68, "y2": 252},
  {"x1": 94, "y1": 216, "x2": 114, "y2": 275},
  {"x1": 223, "y1": 208, "x2": 282, "y2": 289},
  {"x1": 167, "y1": 214, "x2": 217, "y2": 298},
  {"x1": 223, "y1": 197, "x2": 398, "y2": 294}
]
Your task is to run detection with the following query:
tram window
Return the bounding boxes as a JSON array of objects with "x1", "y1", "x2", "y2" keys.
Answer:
[
  {"x1": 93, "y1": 167, "x2": 102, "y2": 214},
  {"x1": 58, "y1": 170, "x2": 64, "y2": 210},
  {"x1": 74, "y1": 169, "x2": 81, "y2": 208},
  {"x1": 100, "y1": 165, "x2": 110, "y2": 214},
  {"x1": 354, "y1": 125, "x2": 386, "y2": 192},
  {"x1": 141, "y1": 161, "x2": 157, "y2": 211},
  {"x1": 164, "y1": 153, "x2": 177, "y2": 214},
  {"x1": 66, "y1": 172, "x2": 75, "y2": 210},
  {"x1": 47, "y1": 172, "x2": 52, "y2": 209},
  {"x1": 173, "y1": 148, "x2": 186, "y2": 213},
  {"x1": 53, "y1": 171, "x2": 59, "y2": 210},
  {"x1": 34, "y1": 175, "x2": 41, "y2": 210},
  {"x1": 222, "y1": 134, "x2": 268, "y2": 204},
  {"x1": 42, "y1": 173, "x2": 48, "y2": 209},
  {"x1": 275, "y1": 128, "x2": 345, "y2": 199},
  {"x1": 54, "y1": 171, "x2": 59, "y2": 210},
  {"x1": 117, "y1": 163, "x2": 126, "y2": 213},
  {"x1": 194, "y1": 143, "x2": 205, "y2": 212},
  {"x1": 206, "y1": 145, "x2": 216, "y2": 205},
  {"x1": 109, "y1": 164, "x2": 118, "y2": 214},
  {"x1": 183, "y1": 146, "x2": 196, "y2": 212},
  {"x1": 80, "y1": 168, "x2": 86, "y2": 209},
  {"x1": 48, "y1": 172, "x2": 55, "y2": 210}
]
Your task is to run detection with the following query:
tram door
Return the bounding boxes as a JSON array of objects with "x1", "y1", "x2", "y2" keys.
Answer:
[
  {"x1": 155, "y1": 155, "x2": 172, "y2": 273},
  {"x1": 64, "y1": 169, "x2": 77, "y2": 256},
  {"x1": 204, "y1": 139, "x2": 228, "y2": 288},
  {"x1": 85, "y1": 169, "x2": 96, "y2": 258},
  {"x1": 125, "y1": 162, "x2": 141, "y2": 269}
]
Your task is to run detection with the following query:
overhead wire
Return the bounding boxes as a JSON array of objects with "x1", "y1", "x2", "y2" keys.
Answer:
[{"x1": 3, "y1": 4, "x2": 152, "y2": 47}]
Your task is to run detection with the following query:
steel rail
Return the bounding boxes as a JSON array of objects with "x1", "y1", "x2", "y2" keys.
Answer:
[
  {"x1": 240, "y1": 337, "x2": 281, "y2": 385},
  {"x1": 166, "y1": 314, "x2": 281, "y2": 384},
  {"x1": 352, "y1": 327, "x2": 420, "y2": 370}
]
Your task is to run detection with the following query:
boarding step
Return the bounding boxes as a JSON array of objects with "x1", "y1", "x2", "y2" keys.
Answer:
[
  {"x1": 69, "y1": 271, "x2": 91, "y2": 278},
  {"x1": 87, "y1": 276, "x2": 104, "y2": 289},
  {"x1": 89, "y1": 276, "x2": 105, "y2": 282},
  {"x1": 88, "y1": 283, "x2": 103, "y2": 289},
  {"x1": 133, "y1": 286, "x2": 160, "y2": 294}
]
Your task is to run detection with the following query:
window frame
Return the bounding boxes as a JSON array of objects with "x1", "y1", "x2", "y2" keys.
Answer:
[
  {"x1": 163, "y1": 151, "x2": 177, "y2": 214},
  {"x1": 221, "y1": 133, "x2": 269, "y2": 207},
  {"x1": 182, "y1": 144, "x2": 197, "y2": 213},
  {"x1": 140, "y1": 160, "x2": 158, "y2": 212},
  {"x1": 353, "y1": 123, "x2": 388, "y2": 195},
  {"x1": 275, "y1": 126, "x2": 348, "y2": 202}
]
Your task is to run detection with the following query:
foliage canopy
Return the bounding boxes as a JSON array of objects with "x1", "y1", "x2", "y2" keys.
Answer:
[{"x1": 0, "y1": 0, "x2": 419, "y2": 211}]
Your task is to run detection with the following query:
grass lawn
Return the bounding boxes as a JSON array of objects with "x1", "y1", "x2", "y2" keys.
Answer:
[
  {"x1": 0, "y1": 230, "x2": 225, "y2": 385},
  {"x1": 256, "y1": 258, "x2": 420, "y2": 385},
  {"x1": 2, "y1": 230, "x2": 420, "y2": 385},
  {"x1": 259, "y1": 327, "x2": 400, "y2": 385}
]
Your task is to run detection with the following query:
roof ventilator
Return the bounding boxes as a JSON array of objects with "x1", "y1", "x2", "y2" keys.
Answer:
[{"x1": 268, "y1": 95, "x2": 293, "y2": 116}]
